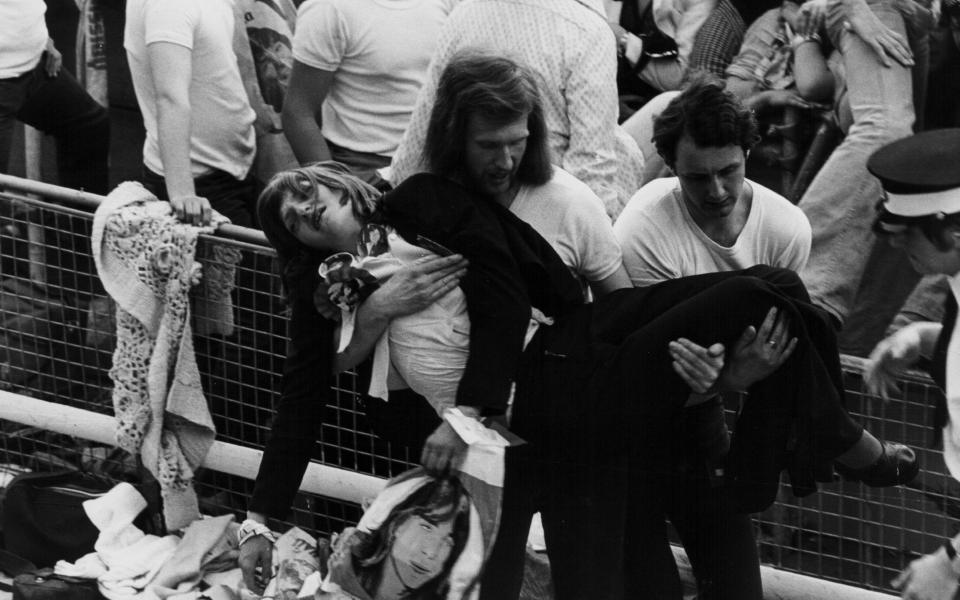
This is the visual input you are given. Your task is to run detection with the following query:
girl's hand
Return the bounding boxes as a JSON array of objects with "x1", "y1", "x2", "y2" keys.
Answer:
[
  {"x1": 238, "y1": 531, "x2": 273, "y2": 594},
  {"x1": 365, "y1": 254, "x2": 467, "y2": 319}
]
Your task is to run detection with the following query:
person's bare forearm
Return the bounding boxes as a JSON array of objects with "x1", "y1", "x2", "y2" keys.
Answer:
[
  {"x1": 332, "y1": 301, "x2": 390, "y2": 374},
  {"x1": 155, "y1": 96, "x2": 196, "y2": 200},
  {"x1": 793, "y1": 43, "x2": 835, "y2": 102},
  {"x1": 282, "y1": 107, "x2": 331, "y2": 165}
]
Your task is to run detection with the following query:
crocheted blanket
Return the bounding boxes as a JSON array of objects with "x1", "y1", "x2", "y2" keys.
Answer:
[{"x1": 91, "y1": 182, "x2": 240, "y2": 530}]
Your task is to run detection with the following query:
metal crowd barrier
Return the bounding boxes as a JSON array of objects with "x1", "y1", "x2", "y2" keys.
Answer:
[{"x1": 0, "y1": 174, "x2": 954, "y2": 596}]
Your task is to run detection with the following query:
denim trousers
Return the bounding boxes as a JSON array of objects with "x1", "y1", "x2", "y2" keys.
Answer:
[
  {"x1": 0, "y1": 56, "x2": 109, "y2": 195},
  {"x1": 798, "y1": 0, "x2": 916, "y2": 324}
]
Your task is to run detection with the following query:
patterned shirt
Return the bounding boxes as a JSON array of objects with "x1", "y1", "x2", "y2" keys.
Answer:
[{"x1": 389, "y1": 0, "x2": 644, "y2": 218}]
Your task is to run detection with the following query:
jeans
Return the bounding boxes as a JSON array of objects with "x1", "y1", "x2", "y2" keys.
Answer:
[
  {"x1": 0, "y1": 55, "x2": 109, "y2": 194},
  {"x1": 798, "y1": 0, "x2": 915, "y2": 324}
]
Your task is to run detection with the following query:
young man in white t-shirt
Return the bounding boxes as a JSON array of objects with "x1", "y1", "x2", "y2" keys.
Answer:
[
  {"x1": 613, "y1": 78, "x2": 910, "y2": 600},
  {"x1": 125, "y1": 0, "x2": 257, "y2": 227}
]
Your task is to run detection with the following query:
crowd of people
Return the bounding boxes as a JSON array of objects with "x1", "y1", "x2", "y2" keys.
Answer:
[{"x1": 4, "y1": 0, "x2": 960, "y2": 598}]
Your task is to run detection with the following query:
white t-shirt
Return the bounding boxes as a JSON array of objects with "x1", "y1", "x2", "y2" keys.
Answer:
[
  {"x1": 124, "y1": 0, "x2": 256, "y2": 180},
  {"x1": 292, "y1": 0, "x2": 455, "y2": 156},
  {"x1": 614, "y1": 177, "x2": 811, "y2": 286},
  {"x1": 0, "y1": 0, "x2": 47, "y2": 79},
  {"x1": 511, "y1": 168, "x2": 624, "y2": 299}
]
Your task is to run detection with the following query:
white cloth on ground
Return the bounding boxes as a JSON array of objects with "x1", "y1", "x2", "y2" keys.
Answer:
[
  {"x1": 146, "y1": 514, "x2": 237, "y2": 599},
  {"x1": 51, "y1": 482, "x2": 180, "y2": 598},
  {"x1": 54, "y1": 553, "x2": 109, "y2": 579}
]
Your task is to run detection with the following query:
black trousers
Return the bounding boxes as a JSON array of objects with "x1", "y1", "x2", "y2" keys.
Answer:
[
  {"x1": 0, "y1": 58, "x2": 110, "y2": 302},
  {"x1": 625, "y1": 405, "x2": 761, "y2": 600},
  {"x1": 0, "y1": 56, "x2": 109, "y2": 195},
  {"x1": 481, "y1": 266, "x2": 863, "y2": 600}
]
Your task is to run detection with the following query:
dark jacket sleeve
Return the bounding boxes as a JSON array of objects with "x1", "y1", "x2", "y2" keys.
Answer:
[
  {"x1": 381, "y1": 174, "x2": 532, "y2": 414},
  {"x1": 249, "y1": 292, "x2": 334, "y2": 519}
]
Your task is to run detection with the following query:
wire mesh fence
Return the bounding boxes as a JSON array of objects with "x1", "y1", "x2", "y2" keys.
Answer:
[{"x1": 0, "y1": 179, "x2": 955, "y2": 594}]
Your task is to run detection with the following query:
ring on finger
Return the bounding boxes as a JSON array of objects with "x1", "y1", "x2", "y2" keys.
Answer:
[{"x1": 767, "y1": 340, "x2": 778, "y2": 347}]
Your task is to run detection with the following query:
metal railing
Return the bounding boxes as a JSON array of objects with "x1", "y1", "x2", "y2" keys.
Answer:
[{"x1": 0, "y1": 174, "x2": 954, "y2": 595}]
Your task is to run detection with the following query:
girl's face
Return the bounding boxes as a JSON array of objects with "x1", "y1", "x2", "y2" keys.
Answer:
[{"x1": 279, "y1": 183, "x2": 362, "y2": 253}]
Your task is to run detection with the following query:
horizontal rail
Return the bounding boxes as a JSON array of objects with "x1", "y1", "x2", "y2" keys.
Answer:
[
  {"x1": 0, "y1": 173, "x2": 270, "y2": 248},
  {"x1": 0, "y1": 391, "x2": 386, "y2": 505}
]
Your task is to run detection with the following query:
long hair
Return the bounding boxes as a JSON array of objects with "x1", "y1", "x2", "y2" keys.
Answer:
[
  {"x1": 256, "y1": 161, "x2": 381, "y2": 303},
  {"x1": 354, "y1": 477, "x2": 472, "y2": 597},
  {"x1": 653, "y1": 74, "x2": 760, "y2": 168},
  {"x1": 424, "y1": 51, "x2": 552, "y2": 187}
]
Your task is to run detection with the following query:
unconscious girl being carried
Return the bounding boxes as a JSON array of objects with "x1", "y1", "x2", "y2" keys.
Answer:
[{"x1": 255, "y1": 161, "x2": 919, "y2": 594}]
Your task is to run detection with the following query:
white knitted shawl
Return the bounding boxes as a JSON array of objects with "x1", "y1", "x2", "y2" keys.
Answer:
[{"x1": 91, "y1": 182, "x2": 239, "y2": 530}]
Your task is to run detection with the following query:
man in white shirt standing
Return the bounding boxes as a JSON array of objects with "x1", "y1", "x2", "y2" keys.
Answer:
[{"x1": 125, "y1": 0, "x2": 257, "y2": 227}]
